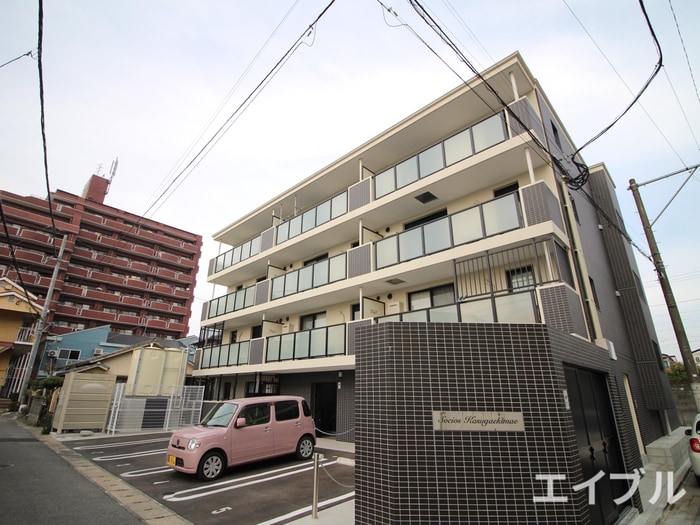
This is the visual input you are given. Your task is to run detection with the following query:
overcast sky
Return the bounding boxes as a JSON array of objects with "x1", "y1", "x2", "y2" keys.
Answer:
[{"x1": 1, "y1": 0, "x2": 699, "y2": 358}]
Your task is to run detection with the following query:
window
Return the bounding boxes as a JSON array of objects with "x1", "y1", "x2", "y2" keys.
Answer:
[
  {"x1": 301, "y1": 312, "x2": 326, "y2": 330},
  {"x1": 58, "y1": 349, "x2": 81, "y2": 360},
  {"x1": 409, "y1": 284, "x2": 455, "y2": 311},
  {"x1": 275, "y1": 400, "x2": 300, "y2": 421},
  {"x1": 589, "y1": 277, "x2": 600, "y2": 310},
  {"x1": 550, "y1": 121, "x2": 562, "y2": 149},
  {"x1": 239, "y1": 403, "x2": 270, "y2": 426},
  {"x1": 304, "y1": 253, "x2": 328, "y2": 266},
  {"x1": 404, "y1": 209, "x2": 447, "y2": 231},
  {"x1": 507, "y1": 266, "x2": 535, "y2": 291},
  {"x1": 494, "y1": 182, "x2": 519, "y2": 198},
  {"x1": 351, "y1": 303, "x2": 361, "y2": 320}
]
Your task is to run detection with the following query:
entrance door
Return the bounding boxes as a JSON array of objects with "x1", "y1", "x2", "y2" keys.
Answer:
[
  {"x1": 312, "y1": 383, "x2": 337, "y2": 436},
  {"x1": 564, "y1": 366, "x2": 628, "y2": 525}
]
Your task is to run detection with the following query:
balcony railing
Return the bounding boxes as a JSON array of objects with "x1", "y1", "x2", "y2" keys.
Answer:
[
  {"x1": 200, "y1": 341, "x2": 250, "y2": 369},
  {"x1": 377, "y1": 291, "x2": 539, "y2": 325},
  {"x1": 266, "y1": 323, "x2": 346, "y2": 362},
  {"x1": 207, "y1": 284, "x2": 256, "y2": 319},
  {"x1": 375, "y1": 192, "x2": 521, "y2": 270},
  {"x1": 207, "y1": 99, "x2": 546, "y2": 278},
  {"x1": 271, "y1": 253, "x2": 347, "y2": 301}
]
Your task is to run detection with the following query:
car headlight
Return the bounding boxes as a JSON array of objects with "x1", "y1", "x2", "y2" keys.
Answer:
[{"x1": 187, "y1": 438, "x2": 200, "y2": 450}]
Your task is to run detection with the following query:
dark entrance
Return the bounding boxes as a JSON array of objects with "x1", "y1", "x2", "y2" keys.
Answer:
[
  {"x1": 312, "y1": 382, "x2": 337, "y2": 436},
  {"x1": 564, "y1": 366, "x2": 628, "y2": 525}
]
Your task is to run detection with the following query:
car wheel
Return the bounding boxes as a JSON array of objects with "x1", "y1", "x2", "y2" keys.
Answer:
[
  {"x1": 197, "y1": 450, "x2": 225, "y2": 481},
  {"x1": 296, "y1": 435, "x2": 314, "y2": 460}
]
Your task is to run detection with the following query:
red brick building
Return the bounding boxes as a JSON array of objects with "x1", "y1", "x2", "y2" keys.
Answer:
[{"x1": 0, "y1": 175, "x2": 202, "y2": 339}]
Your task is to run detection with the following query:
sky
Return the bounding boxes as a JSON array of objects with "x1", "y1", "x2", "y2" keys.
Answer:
[{"x1": 1, "y1": 0, "x2": 699, "y2": 359}]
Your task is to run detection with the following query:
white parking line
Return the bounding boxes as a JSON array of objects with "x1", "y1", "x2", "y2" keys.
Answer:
[
  {"x1": 256, "y1": 492, "x2": 355, "y2": 525},
  {"x1": 73, "y1": 437, "x2": 170, "y2": 451},
  {"x1": 121, "y1": 466, "x2": 173, "y2": 478},
  {"x1": 93, "y1": 448, "x2": 165, "y2": 461},
  {"x1": 163, "y1": 460, "x2": 338, "y2": 502}
]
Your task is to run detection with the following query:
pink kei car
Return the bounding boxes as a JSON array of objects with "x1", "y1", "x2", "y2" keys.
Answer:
[{"x1": 167, "y1": 395, "x2": 316, "y2": 480}]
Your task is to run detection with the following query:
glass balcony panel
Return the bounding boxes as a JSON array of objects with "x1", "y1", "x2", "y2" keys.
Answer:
[
  {"x1": 288, "y1": 215, "x2": 302, "y2": 239},
  {"x1": 215, "y1": 255, "x2": 224, "y2": 273},
  {"x1": 240, "y1": 240, "x2": 251, "y2": 260},
  {"x1": 211, "y1": 347, "x2": 220, "y2": 367},
  {"x1": 403, "y1": 309, "x2": 428, "y2": 322},
  {"x1": 280, "y1": 334, "x2": 295, "y2": 360},
  {"x1": 429, "y1": 305, "x2": 459, "y2": 323},
  {"x1": 398, "y1": 228, "x2": 423, "y2": 262},
  {"x1": 495, "y1": 292, "x2": 536, "y2": 323},
  {"x1": 313, "y1": 260, "x2": 329, "y2": 288},
  {"x1": 310, "y1": 329, "x2": 327, "y2": 357},
  {"x1": 317, "y1": 200, "x2": 331, "y2": 225},
  {"x1": 459, "y1": 298, "x2": 494, "y2": 322},
  {"x1": 202, "y1": 347, "x2": 211, "y2": 368},
  {"x1": 331, "y1": 192, "x2": 347, "y2": 219},
  {"x1": 295, "y1": 331, "x2": 310, "y2": 359},
  {"x1": 284, "y1": 271, "x2": 298, "y2": 296},
  {"x1": 377, "y1": 314, "x2": 401, "y2": 323},
  {"x1": 277, "y1": 221, "x2": 289, "y2": 244},
  {"x1": 472, "y1": 113, "x2": 506, "y2": 153},
  {"x1": 271, "y1": 276, "x2": 285, "y2": 300},
  {"x1": 376, "y1": 237, "x2": 398, "y2": 269},
  {"x1": 223, "y1": 251, "x2": 232, "y2": 268},
  {"x1": 483, "y1": 193, "x2": 520, "y2": 236},
  {"x1": 396, "y1": 157, "x2": 419, "y2": 189},
  {"x1": 238, "y1": 341, "x2": 250, "y2": 365},
  {"x1": 443, "y1": 128, "x2": 473, "y2": 165},
  {"x1": 219, "y1": 345, "x2": 229, "y2": 367},
  {"x1": 375, "y1": 168, "x2": 395, "y2": 198},
  {"x1": 226, "y1": 293, "x2": 237, "y2": 314},
  {"x1": 234, "y1": 290, "x2": 245, "y2": 310},
  {"x1": 244, "y1": 286, "x2": 255, "y2": 308},
  {"x1": 298, "y1": 266, "x2": 313, "y2": 291},
  {"x1": 423, "y1": 217, "x2": 451, "y2": 254},
  {"x1": 329, "y1": 253, "x2": 346, "y2": 282},
  {"x1": 208, "y1": 301, "x2": 218, "y2": 319},
  {"x1": 418, "y1": 143, "x2": 444, "y2": 177},
  {"x1": 302, "y1": 208, "x2": 316, "y2": 233},
  {"x1": 327, "y1": 324, "x2": 345, "y2": 355},
  {"x1": 451, "y1": 207, "x2": 483, "y2": 245},
  {"x1": 250, "y1": 236, "x2": 261, "y2": 256},
  {"x1": 266, "y1": 337, "x2": 280, "y2": 362},
  {"x1": 232, "y1": 246, "x2": 242, "y2": 264}
]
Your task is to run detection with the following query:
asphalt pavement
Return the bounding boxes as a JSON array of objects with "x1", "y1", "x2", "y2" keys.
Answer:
[{"x1": 0, "y1": 414, "x2": 148, "y2": 525}]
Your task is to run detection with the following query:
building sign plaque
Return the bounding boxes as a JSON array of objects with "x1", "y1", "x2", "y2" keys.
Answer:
[{"x1": 433, "y1": 411, "x2": 525, "y2": 432}]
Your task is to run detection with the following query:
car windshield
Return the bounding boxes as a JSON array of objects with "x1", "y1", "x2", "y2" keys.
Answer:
[{"x1": 199, "y1": 402, "x2": 238, "y2": 427}]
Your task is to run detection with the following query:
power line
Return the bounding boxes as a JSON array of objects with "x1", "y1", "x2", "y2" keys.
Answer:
[
  {"x1": 143, "y1": 0, "x2": 339, "y2": 219},
  {"x1": 36, "y1": 0, "x2": 59, "y2": 254},
  {"x1": 0, "y1": 50, "x2": 33, "y2": 69},
  {"x1": 667, "y1": 0, "x2": 700, "y2": 107}
]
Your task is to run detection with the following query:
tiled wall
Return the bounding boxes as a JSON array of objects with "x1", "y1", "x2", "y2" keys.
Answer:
[{"x1": 354, "y1": 322, "x2": 636, "y2": 524}]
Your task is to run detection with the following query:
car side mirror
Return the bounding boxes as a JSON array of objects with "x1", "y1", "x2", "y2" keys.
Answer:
[
  {"x1": 235, "y1": 417, "x2": 247, "y2": 428},
  {"x1": 686, "y1": 428, "x2": 692, "y2": 436}
]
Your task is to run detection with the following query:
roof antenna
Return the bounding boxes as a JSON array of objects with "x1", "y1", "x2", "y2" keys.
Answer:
[{"x1": 107, "y1": 157, "x2": 119, "y2": 195}]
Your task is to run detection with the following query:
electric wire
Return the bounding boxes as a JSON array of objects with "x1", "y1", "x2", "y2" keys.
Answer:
[
  {"x1": 0, "y1": 50, "x2": 33, "y2": 69},
  {"x1": 570, "y1": 0, "x2": 662, "y2": 160},
  {"x1": 142, "y1": 0, "x2": 338, "y2": 219},
  {"x1": 36, "y1": 0, "x2": 59, "y2": 255},
  {"x1": 562, "y1": 0, "x2": 688, "y2": 167},
  {"x1": 667, "y1": 0, "x2": 700, "y2": 107},
  {"x1": 662, "y1": 67, "x2": 700, "y2": 151},
  {"x1": 142, "y1": 0, "x2": 303, "y2": 215},
  {"x1": 0, "y1": 200, "x2": 42, "y2": 315}
]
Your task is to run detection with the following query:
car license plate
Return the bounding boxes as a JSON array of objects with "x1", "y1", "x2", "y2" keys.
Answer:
[{"x1": 168, "y1": 455, "x2": 176, "y2": 466}]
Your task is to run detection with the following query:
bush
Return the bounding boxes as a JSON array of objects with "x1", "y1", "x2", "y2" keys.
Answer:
[
  {"x1": 39, "y1": 376, "x2": 63, "y2": 390},
  {"x1": 667, "y1": 361, "x2": 689, "y2": 384}
]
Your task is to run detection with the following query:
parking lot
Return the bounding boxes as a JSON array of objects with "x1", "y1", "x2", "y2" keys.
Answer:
[{"x1": 68, "y1": 432, "x2": 355, "y2": 525}]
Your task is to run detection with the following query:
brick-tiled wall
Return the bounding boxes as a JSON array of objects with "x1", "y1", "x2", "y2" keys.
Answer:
[{"x1": 355, "y1": 322, "x2": 643, "y2": 524}]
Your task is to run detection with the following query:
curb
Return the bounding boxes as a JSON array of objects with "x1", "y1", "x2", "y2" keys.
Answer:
[{"x1": 17, "y1": 416, "x2": 192, "y2": 525}]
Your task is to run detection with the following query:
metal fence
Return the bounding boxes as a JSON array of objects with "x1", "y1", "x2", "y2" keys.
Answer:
[{"x1": 106, "y1": 384, "x2": 205, "y2": 434}]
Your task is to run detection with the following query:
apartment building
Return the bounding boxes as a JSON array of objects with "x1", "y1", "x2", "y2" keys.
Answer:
[
  {"x1": 0, "y1": 175, "x2": 202, "y2": 394},
  {"x1": 197, "y1": 53, "x2": 677, "y2": 524}
]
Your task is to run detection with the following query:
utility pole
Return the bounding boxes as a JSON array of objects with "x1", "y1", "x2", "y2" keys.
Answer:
[
  {"x1": 18, "y1": 235, "x2": 67, "y2": 406},
  {"x1": 629, "y1": 164, "x2": 700, "y2": 412}
]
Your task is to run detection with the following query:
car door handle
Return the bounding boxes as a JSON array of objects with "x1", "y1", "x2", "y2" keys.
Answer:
[{"x1": 263, "y1": 427, "x2": 271, "y2": 432}]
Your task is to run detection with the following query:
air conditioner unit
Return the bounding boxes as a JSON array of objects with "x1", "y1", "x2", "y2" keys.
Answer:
[
  {"x1": 93, "y1": 348, "x2": 104, "y2": 356},
  {"x1": 47, "y1": 350, "x2": 58, "y2": 358}
]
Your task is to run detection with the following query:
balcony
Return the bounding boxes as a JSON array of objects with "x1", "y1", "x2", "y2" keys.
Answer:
[
  {"x1": 207, "y1": 98, "x2": 546, "y2": 279},
  {"x1": 15, "y1": 327, "x2": 36, "y2": 344},
  {"x1": 203, "y1": 192, "x2": 527, "y2": 322}
]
